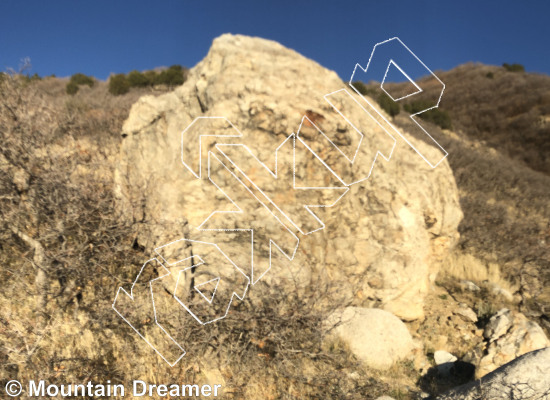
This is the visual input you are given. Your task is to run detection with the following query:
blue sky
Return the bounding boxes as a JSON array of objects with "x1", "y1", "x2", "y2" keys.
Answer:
[{"x1": 1, "y1": 1, "x2": 548, "y2": 81}]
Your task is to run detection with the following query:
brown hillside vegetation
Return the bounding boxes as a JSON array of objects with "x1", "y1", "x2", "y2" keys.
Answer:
[
  {"x1": 389, "y1": 99, "x2": 550, "y2": 334},
  {"x1": 383, "y1": 63, "x2": 550, "y2": 175},
  {"x1": 1, "y1": 50, "x2": 549, "y2": 399},
  {"x1": 364, "y1": 65, "x2": 549, "y2": 331}
]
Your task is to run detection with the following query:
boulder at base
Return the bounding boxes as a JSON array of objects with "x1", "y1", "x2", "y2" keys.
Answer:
[{"x1": 326, "y1": 307, "x2": 416, "y2": 370}]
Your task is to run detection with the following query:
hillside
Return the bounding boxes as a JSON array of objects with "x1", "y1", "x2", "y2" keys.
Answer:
[
  {"x1": 381, "y1": 63, "x2": 550, "y2": 175},
  {"x1": 1, "y1": 39, "x2": 549, "y2": 399},
  {"x1": 360, "y1": 64, "x2": 550, "y2": 335}
]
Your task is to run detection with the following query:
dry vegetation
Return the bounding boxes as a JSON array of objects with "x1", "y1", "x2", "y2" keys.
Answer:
[
  {"x1": 380, "y1": 63, "x2": 550, "y2": 175},
  {"x1": 437, "y1": 63, "x2": 550, "y2": 176},
  {"x1": 388, "y1": 86, "x2": 550, "y2": 335},
  {"x1": 1, "y1": 61, "x2": 549, "y2": 399},
  {"x1": 364, "y1": 64, "x2": 549, "y2": 317},
  {"x1": 0, "y1": 69, "x2": 413, "y2": 399}
]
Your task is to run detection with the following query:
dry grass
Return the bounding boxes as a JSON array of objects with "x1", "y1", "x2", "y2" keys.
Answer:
[{"x1": 439, "y1": 251, "x2": 517, "y2": 295}]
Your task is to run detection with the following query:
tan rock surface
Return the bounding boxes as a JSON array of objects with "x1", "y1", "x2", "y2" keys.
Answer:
[
  {"x1": 326, "y1": 307, "x2": 416, "y2": 370},
  {"x1": 115, "y1": 34, "x2": 462, "y2": 320}
]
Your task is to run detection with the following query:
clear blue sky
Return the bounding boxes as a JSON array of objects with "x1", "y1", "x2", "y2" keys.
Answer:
[{"x1": 1, "y1": 0, "x2": 548, "y2": 81}]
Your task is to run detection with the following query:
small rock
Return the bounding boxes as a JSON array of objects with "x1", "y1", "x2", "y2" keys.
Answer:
[
  {"x1": 434, "y1": 350, "x2": 458, "y2": 377},
  {"x1": 13, "y1": 168, "x2": 29, "y2": 192},
  {"x1": 460, "y1": 280, "x2": 480, "y2": 292},
  {"x1": 454, "y1": 307, "x2": 478, "y2": 323},
  {"x1": 489, "y1": 283, "x2": 514, "y2": 302},
  {"x1": 434, "y1": 350, "x2": 458, "y2": 365},
  {"x1": 483, "y1": 308, "x2": 512, "y2": 341},
  {"x1": 376, "y1": 397, "x2": 396, "y2": 400}
]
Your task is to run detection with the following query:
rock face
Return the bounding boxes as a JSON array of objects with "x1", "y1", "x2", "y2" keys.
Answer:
[
  {"x1": 436, "y1": 348, "x2": 550, "y2": 400},
  {"x1": 476, "y1": 309, "x2": 550, "y2": 378},
  {"x1": 326, "y1": 307, "x2": 416, "y2": 370},
  {"x1": 115, "y1": 34, "x2": 462, "y2": 320}
]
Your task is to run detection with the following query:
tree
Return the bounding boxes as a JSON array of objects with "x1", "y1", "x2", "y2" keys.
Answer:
[
  {"x1": 144, "y1": 70, "x2": 158, "y2": 86},
  {"x1": 404, "y1": 100, "x2": 452, "y2": 130},
  {"x1": 351, "y1": 81, "x2": 376, "y2": 97}
]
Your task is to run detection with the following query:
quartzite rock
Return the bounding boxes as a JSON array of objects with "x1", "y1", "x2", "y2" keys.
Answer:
[{"x1": 115, "y1": 34, "x2": 462, "y2": 320}]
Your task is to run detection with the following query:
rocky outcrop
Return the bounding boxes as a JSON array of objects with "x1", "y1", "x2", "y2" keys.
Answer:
[
  {"x1": 436, "y1": 348, "x2": 550, "y2": 400},
  {"x1": 326, "y1": 307, "x2": 416, "y2": 370},
  {"x1": 115, "y1": 34, "x2": 462, "y2": 320},
  {"x1": 475, "y1": 309, "x2": 550, "y2": 378}
]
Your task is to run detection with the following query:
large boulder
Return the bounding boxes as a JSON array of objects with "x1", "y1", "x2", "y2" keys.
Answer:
[
  {"x1": 436, "y1": 348, "x2": 550, "y2": 400},
  {"x1": 115, "y1": 34, "x2": 462, "y2": 320}
]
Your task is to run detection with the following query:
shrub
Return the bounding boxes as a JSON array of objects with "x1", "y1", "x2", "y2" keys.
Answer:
[
  {"x1": 351, "y1": 81, "x2": 375, "y2": 97},
  {"x1": 70, "y1": 73, "x2": 95, "y2": 87},
  {"x1": 486, "y1": 72, "x2": 494, "y2": 79},
  {"x1": 28, "y1": 73, "x2": 41, "y2": 82},
  {"x1": 404, "y1": 100, "x2": 452, "y2": 130},
  {"x1": 154, "y1": 64, "x2": 186, "y2": 86},
  {"x1": 423, "y1": 108, "x2": 452, "y2": 130},
  {"x1": 66, "y1": 81, "x2": 79, "y2": 95},
  {"x1": 377, "y1": 92, "x2": 400, "y2": 117},
  {"x1": 144, "y1": 70, "x2": 158, "y2": 85},
  {"x1": 127, "y1": 70, "x2": 149, "y2": 88},
  {"x1": 108, "y1": 73, "x2": 130, "y2": 95},
  {"x1": 502, "y1": 63, "x2": 525, "y2": 73}
]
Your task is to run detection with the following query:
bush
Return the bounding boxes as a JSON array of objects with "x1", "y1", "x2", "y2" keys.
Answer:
[
  {"x1": 351, "y1": 81, "x2": 375, "y2": 97},
  {"x1": 70, "y1": 73, "x2": 95, "y2": 87},
  {"x1": 144, "y1": 70, "x2": 158, "y2": 85},
  {"x1": 26, "y1": 73, "x2": 41, "y2": 83},
  {"x1": 127, "y1": 70, "x2": 149, "y2": 88},
  {"x1": 108, "y1": 73, "x2": 130, "y2": 95},
  {"x1": 486, "y1": 72, "x2": 494, "y2": 79},
  {"x1": 66, "y1": 81, "x2": 79, "y2": 95},
  {"x1": 377, "y1": 92, "x2": 400, "y2": 117},
  {"x1": 154, "y1": 64, "x2": 186, "y2": 86},
  {"x1": 404, "y1": 100, "x2": 452, "y2": 129},
  {"x1": 502, "y1": 63, "x2": 525, "y2": 73}
]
